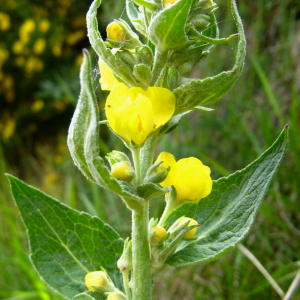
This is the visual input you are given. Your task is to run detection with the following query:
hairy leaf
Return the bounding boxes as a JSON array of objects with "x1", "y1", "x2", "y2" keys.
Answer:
[
  {"x1": 126, "y1": 0, "x2": 147, "y2": 37},
  {"x1": 7, "y1": 175, "x2": 124, "y2": 299},
  {"x1": 165, "y1": 126, "x2": 288, "y2": 267},
  {"x1": 73, "y1": 292, "x2": 105, "y2": 300},
  {"x1": 148, "y1": 0, "x2": 193, "y2": 53},
  {"x1": 173, "y1": 0, "x2": 246, "y2": 114}
]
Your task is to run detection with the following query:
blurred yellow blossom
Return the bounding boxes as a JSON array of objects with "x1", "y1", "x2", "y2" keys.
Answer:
[
  {"x1": 0, "y1": 48, "x2": 9, "y2": 65},
  {"x1": 31, "y1": 99, "x2": 44, "y2": 112},
  {"x1": 0, "y1": 12, "x2": 10, "y2": 31},
  {"x1": 33, "y1": 38, "x2": 46, "y2": 55},
  {"x1": 106, "y1": 83, "x2": 176, "y2": 145},
  {"x1": 66, "y1": 30, "x2": 85, "y2": 45},
  {"x1": 52, "y1": 44, "x2": 62, "y2": 56},
  {"x1": 25, "y1": 56, "x2": 43, "y2": 75},
  {"x1": 75, "y1": 54, "x2": 83, "y2": 67},
  {"x1": 12, "y1": 41, "x2": 24, "y2": 54},
  {"x1": 156, "y1": 152, "x2": 212, "y2": 203},
  {"x1": 39, "y1": 19, "x2": 50, "y2": 32},
  {"x1": 15, "y1": 56, "x2": 25, "y2": 67},
  {"x1": 2, "y1": 117, "x2": 16, "y2": 140},
  {"x1": 19, "y1": 19, "x2": 35, "y2": 43}
]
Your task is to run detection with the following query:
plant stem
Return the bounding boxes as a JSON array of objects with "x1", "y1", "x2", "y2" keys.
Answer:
[
  {"x1": 158, "y1": 200, "x2": 176, "y2": 226},
  {"x1": 151, "y1": 50, "x2": 168, "y2": 85},
  {"x1": 132, "y1": 147, "x2": 141, "y2": 185},
  {"x1": 283, "y1": 268, "x2": 300, "y2": 300},
  {"x1": 237, "y1": 244, "x2": 285, "y2": 298},
  {"x1": 122, "y1": 270, "x2": 132, "y2": 300},
  {"x1": 131, "y1": 202, "x2": 152, "y2": 300}
]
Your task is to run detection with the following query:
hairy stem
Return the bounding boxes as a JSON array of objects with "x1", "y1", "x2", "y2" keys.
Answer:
[
  {"x1": 122, "y1": 270, "x2": 132, "y2": 300},
  {"x1": 151, "y1": 50, "x2": 168, "y2": 85},
  {"x1": 132, "y1": 202, "x2": 152, "y2": 300},
  {"x1": 132, "y1": 147, "x2": 141, "y2": 185}
]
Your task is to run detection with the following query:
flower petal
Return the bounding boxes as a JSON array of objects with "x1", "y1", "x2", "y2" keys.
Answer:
[
  {"x1": 99, "y1": 61, "x2": 120, "y2": 91},
  {"x1": 156, "y1": 152, "x2": 178, "y2": 188},
  {"x1": 146, "y1": 87, "x2": 176, "y2": 128}
]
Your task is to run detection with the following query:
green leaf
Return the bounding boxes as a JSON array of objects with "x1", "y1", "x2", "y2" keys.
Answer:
[
  {"x1": 86, "y1": 0, "x2": 138, "y2": 87},
  {"x1": 73, "y1": 292, "x2": 105, "y2": 300},
  {"x1": 173, "y1": 0, "x2": 246, "y2": 114},
  {"x1": 126, "y1": 0, "x2": 147, "y2": 37},
  {"x1": 132, "y1": 0, "x2": 160, "y2": 10},
  {"x1": 165, "y1": 126, "x2": 288, "y2": 267},
  {"x1": 6, "y1": 175, "x2": 124, "y2": 299},
  {"x1": 148, "y1": 0, "x2": 193, "y2": 53},
  {"x1": 67, "y1": 50, "x2": 143, "y2": 204}
]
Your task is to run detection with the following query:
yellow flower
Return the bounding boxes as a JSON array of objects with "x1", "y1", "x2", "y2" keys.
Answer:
[
  {"x1": 176, "y1": 217, "x2": 198, "y2": 239},
  {"x1": 12, "y1": 41, "x2": 24, "y2": 54},
  {"x1": 156, "y1": 152, "x2": 212, "y2": 203},
  {"x1": 66, "y1": 30, "x2": 85, "y2": 45},
  {"x1": 98, "y1": 61, "x2": 120, "y2": 91},
  {"x1": 33, "y1": 38, "x2": 46, "y2": 55},
  {"x1": 0, "y1": 12, "x2": 10, "y2": 31},
  {"x1": 111, "y1": 162, "x2": 135, "y2": 182},
  {"x1": 85, "y1": 271, "x2": 109, "y2": 291},
  {"x1": 106, "y1": 83, "x2": 176, "y2": 145},
  {"x1": 107, "y1": 293, "x2": 126, "y2": 300},
  {"x1": 107, "y1": 22, "x2": 126, "y2": 42},
  {"x1": 39, "y1": 19, "x2": 50, "y2": 32},
  {"x1": 163, "y1": 0, "x2": 178, "y2": 8}
]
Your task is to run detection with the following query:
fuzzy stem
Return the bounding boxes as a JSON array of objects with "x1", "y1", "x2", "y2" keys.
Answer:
[
  {"x1": 132, "y1": 147, "x2": 141, "y2": 185},
  {"x1": 122, "y1": 270, "x2": 132, "y2": 300},
  {"x1": 158, "y1": 200, "x2": 176, "y2": 227},
  {"x1": 131, "y1": 202, "x2": 152, "y2": 300}
]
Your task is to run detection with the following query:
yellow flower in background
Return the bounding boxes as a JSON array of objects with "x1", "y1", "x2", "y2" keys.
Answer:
[
  {"x1": 0, "y1": 12, "x2": 10, "y2": 31},
  {"x1": 0, "y1": 48, "x2": 9, "y2": 65},
  {"x1": 176, "y1": 217, "x2": 198, "y2": 239},
  {"x1": 52, "y1": 44, "x2": 62, "y2": 57},
  {"x1": 12, "y1": 41, "x2": 24, "y2": 54},
  {"x1": 19, "y1": 19, "x2": 35, "y2": 43},
  {"x1": 25, "y1": 56, "x2": 43, "y2": 75},
  {"x1": 33, "y1": 38, "x2": 46, "y2": 55},
  {"x1": 2, "y1": 117, "x2": 16, "y2": 140},
  {"x1": 106, "y1": 83, "x2": 176, "y2": 145},
  {"x1": 66, "y1": 30, "x2": 85, "y2": 45},
  {"x1": 85, "y1": 271, "x2": 109, "y2": 291},
  {"x1": 106, "y1": 22, "x2": 126, "y2": 42},
  {"x1": 39, "y1": 19, "x2": 50, "y2": 32},
  {"x1": 98, "y1": 60, "x2": 120, "y2": 91},
  {"x1": 31, "y1": 99, "x2": 44, "y2": 112},
  {"x1": 156, "y1": 152, "x2": 212, "y2": 203}
]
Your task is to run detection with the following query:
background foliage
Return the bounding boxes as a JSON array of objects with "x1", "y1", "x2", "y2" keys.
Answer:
[{"x1": 0, "y1": 0, "x2": 299, "y2": 299}]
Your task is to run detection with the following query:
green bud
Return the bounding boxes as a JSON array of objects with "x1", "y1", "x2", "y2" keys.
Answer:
[
  {"x1": 167, "y1": 66, "x2": 179, "y2": 90},
  {"x1": 136, "y1": 45, "x2": 153, "y2": 66},
  {"x1": 144, "y1": 161, "x2": 170, "y2": 184},
  {"x1": 190, "y1": 14, "x2": 211, "y2": 33},
  {"x1": 106, "y1": 150, "x2": 131, "y2": 166},
  {"x1": 115, "y1": 50, "x2": 137, "y2": 69},
  {"x1": 117, "y1": 238, "x2": 133, "y2": 272},
  {"x1": 133, "y1": 64, "x2": 152, "y2": 86}
]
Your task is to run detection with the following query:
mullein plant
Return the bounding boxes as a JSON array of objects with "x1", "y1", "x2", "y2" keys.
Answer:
[{"x1": 7, "y1": 0, "x2": 288, "y2": 299}]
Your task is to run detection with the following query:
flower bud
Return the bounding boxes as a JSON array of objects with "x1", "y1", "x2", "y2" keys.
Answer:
[
  {"x1": 111, "y1": 162, "x2": 135, "y2": 182},
  {"x1": 175, "y1": 217, "x2": 198, "y2": 239},
  {"x1": 107, "y1": 22, "x2": 126, "y2": 42},
  {"x1": 106, "y1": 150, "x2": 131, "y2": 166},
  {"x1": 136, "y1": 46, "x2": 153, "y2": 66},
  {"x1": 107, "y1": 292, "x2": 127, "y2": 300},
  {"x1": 150, "y1": 225, "x2": 168, "y2": 246},
  {"x1": 190, "y1": 14, "x2": 211, "y2": 33},
  {"x1": 85, "y1": 271, "x2": 113, "y2": 292},
  {"x1": 117, "y1": 238, "x2": 132, "y2": 272},
  {"x1": 106, "y1": 20, "x2": 141, "y2": 50}
]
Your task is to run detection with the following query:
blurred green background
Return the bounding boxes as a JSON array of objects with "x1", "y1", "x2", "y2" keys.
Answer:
[{"x1": 0, "y1": 0, "x2": 300, "y2": 299}]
